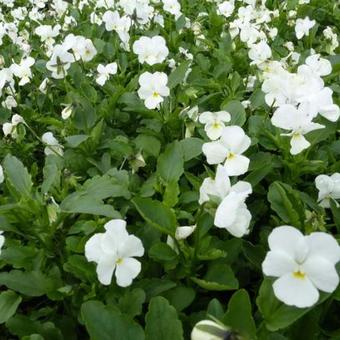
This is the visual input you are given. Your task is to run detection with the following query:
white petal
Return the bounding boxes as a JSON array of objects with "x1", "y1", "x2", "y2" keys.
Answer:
[
  {"x1": 202, "y1": 141, "x2": 228, "y2": 165},
  {"x1": 220, "y1": 126, "x2": 250, "y2": 154},
  {"x1": 226, "y1": 205, "x2": 251, "y2": 237},
  {"x1": 85, "y1": 234, "x2": 104, "y2": 263},
  {"x1": 115, "y1": 258, "x2": 141, "y2": 287},
  {"x1": 290, "y1": 134, "x2": 310, "y2": 155},
  {"x1": 205, "y1": 123, "x2": 223, "y2": 140},
  {"x1": 214, "y1": 192, "x2": 240, "y2": 230},
  {"x1": 118, "y1": 235, "x2": 144, "y2": 258},
  {"x1": 175, "y1": 225, "x2": 196, "y2": 240},
  {"x1": 198, "y1": 111, "x2": 214, "y2": 124},
  {"x1": 262, "y1": 250, "x2": 296, "y2": 277},
  {"x1": 271, "y1": 105, "x2": 298, "y2": 131},
  {"x1": 214, "y1": 164, "x2": 231, "y2": 198},
  {"x1": 224, "y1": 154, "x2": 250, "y2": 176},
  {"x1": 230, "y1": 181, "x2": 252, "y2": 197},
  {"x1": 96, "y1": 257, "x2": 116, "y2": 285},
  {"x1": 273, "y1": 273, "x2": 319, "y2": 308},
  {"x1": 268, "y1": 226, "x2": 305, "y2": 255},
  {"x1": 303, "y1": 256, "x2": 339, "y2": 293},
  {"x1": 305, "y1": 232, "x2": 340, "y2": 264}
]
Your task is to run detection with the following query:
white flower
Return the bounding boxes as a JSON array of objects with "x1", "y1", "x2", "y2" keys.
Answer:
[
  {"x1": 85, "y1": 219, "x2": 144, "y2": 287},
  {"x1": 0, "y1": 231, "x2": 5, "y2": 255},
  {"x1": 10, "y1": 57, "x2": 35, "y2": 86},
  {"x1": 248, "y1": 40, "x2": 272, "y2": 66},
  {"x1": 162, "y1": 0, "x2": 181, "y2": 18},
  {"x1": 2, "y1": 96, "x2": 17, "y2": 110},
  {"x1": 295, "y1": 17, "x2": 315, "y2": 40},
  {"x1": 198, "y1": 111, "x2": 231, "y2": 140},
  {"x1": 61, "y1": 104, "x2": 73, "y2": 120},
  {"x1": 217, "y1": 1, "x2": 235, "y2": 18},
  {"x1": 39, "y1": 78, "x2": 49, "y2": 94},
  {"x1": 199, "y1": 164, "x2": 252, "y2": 204},
  {"x1": 63, "y1": 34, "x2": 97, "y2": 62},
  {"x1": 305, "y1": 54, "x2": 332, "y2": 77},
  {"x1": 46, "y1": 44, "x2": 75, "y2": 79},
  {"x1": 102, "y1": 10, "x2": 131, "y2": 45},
  {"x1": 315, "y1": 173, "x2": 340, "y2": 208},
  {"x1": 0, "y1": 165, "x2": 4, "y2": 184},
  {"x1": 262, "y1": 226, "x2": 340, "y2": 308},
  {"x1": 41, "y1": 132, "x2": 63, "y2": 156},
  {"x1": 35, "y1": 24, "x2": 60, "y2": 44},
  {"x1": 191, "y1": 320, "x2": 229, "y2": 340},
  {"x1": 202, "y1": 126, "x2": 251, "y2": 176},
  {"x1": 214, "y1": 191, "x2": 252, "y2": 237},
  {"x1": 96, "y1": 62, "x2": 118, "y2": 86},
  {"x1": 2, "y1": 114, "x2": 24, "y2": 137},
  {"x1": 137, "y1": 72, "x2": 170, "y2": 110},
  {"x1": 175, "y1": 225, "x2": 196, "y2": 240},
  {"x1": 132, "y1": 36, "x2": 169, "y2": 66},
  {"x1": 271, "y1": 104, "x2": 324, "y2": 155}
]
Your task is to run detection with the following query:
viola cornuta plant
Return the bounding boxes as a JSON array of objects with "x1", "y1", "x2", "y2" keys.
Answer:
[{"x1": 0, "y1": 0, "x2": 339, "y2": 339}]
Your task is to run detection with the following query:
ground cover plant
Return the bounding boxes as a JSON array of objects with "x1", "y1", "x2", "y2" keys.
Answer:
[{"x1": 0, "y1": 0, "x2": 339, "y2": 339}]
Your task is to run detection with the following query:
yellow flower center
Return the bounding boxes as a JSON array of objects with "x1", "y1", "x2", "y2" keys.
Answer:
[
  {"x1": 293, "y1": 270, "x2": 306, "y2": 280},
  {"x1": 228, "y1": 152, "x2": 235, "y2": 160},
  {"x1": 212, "y1": 122, "x2": 221, "y2": 129},
  {"x1": 152, "y1": 91, "x2": 159, "y2": 98},
  {"x1": 116, "y1": 258, "x2": 123, "y2": 265}
]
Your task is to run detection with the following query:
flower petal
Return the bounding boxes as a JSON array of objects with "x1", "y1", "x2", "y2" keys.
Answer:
[
  {"x1": 118, "y1": 235, "x2": 144, "y2": 258},
  {"x1": 96, "y1": 257, "x2": 116, "y2": 285},
  {"x1": 224, "y1": 154, "x2": 250, "y2": 176},
  {"x1": 273, "y1": 273, "x2": 319, "y2": 308},
  {"x1": 202, "y1": 141, "x2": 228, "y2": 165},
  {"x1": 115, "y1": 258, "x2": 141, "y2": 287},
  {"x1": 262, "y1": 250, "x2": 296, "y2": 277},
  {"x1": 303, "y1": 256, "x2": 339, "y2": 293}
]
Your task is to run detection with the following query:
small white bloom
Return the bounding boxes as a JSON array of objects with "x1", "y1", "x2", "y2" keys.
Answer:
[
  {"x1": 137, "y1": 72, "x2": 170, "y2": 110},
  {"x1": 198, "y1": 111, "x2": 231, "y2": 140},
  {"x1": 10, "y1": 57, "x2": 35, "y2": 86},
  {"x1": 217, "y1": 1, "x2": 235, "y2": 18},
  {"x1": 133, "y1": 36, "x2": 169, "y2": 66},
  {"x1": 0, "y1": 231, "x2": 5, "y2": 255},
  {"x1": 248, "y1": 41, "x2": 272, "y2": 66},
  {"x1": 271, "y1": 104, "x2": 324, "y2": 155},
  {"x1": 315, "y1": 173, "x2": 340, "y2": 208},
  {"x1": 262, "y1": 226, "x2": 340, "y2": 308},
  {"x1": 85, "y1": 219, "x2": 144, "y2": 287},
  {"x1": 202, "y1": 126, "x2": 251, "y2": 176},
  {"x1": 42, "y1": 132, "x2": 63, "y2": 156},
  {"x1": 175, "y1": 225, "x2": 196, "y2": 240},
  {"x1": 305, "y1": 54, "x2": 332, "y2": 77},
  {"x1": 162, "y1": 0, "x2": 181, "y2": 18},
  {"x1": 96, "y1": 62, "x2": 118, "y2": 86},
  {"x1": 295, "y1": 17, "x2": 315, "y2": 40},
  {"x1": 191, "y1": 320, "x2": 229, "y2": 340},
  {"x1": 61, "y1": 105, "x2": 73, "y2": 120}
]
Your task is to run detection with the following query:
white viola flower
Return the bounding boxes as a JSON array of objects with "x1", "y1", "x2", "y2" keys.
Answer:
[
  {"x1": 61, "y1": 104, "x2": 73, "y2": 120},
  {"x1": 305, "y1": 54, "x2": 332, "y2": 77},
  {"x1": 217, "y1": 1, "x2": 235, "y2": 18},
  {"x1": 202, "y1": 126, "x2": 251, "y2": 176},
  {"x1": 132, "y1": 36, "x2": 169, "y2": 66},
  {"x1": 315, "y1": 173, "x2": 340, "y2": 208},
  {"x1": 137, "y1": 71, "x2": 170, "y2": 110},
  {"x1": 2, "y1": 96, "x2": 17, "y2": 110},
  {"x1": 198, "y1": 111, "x2": 231, "y2": 140},
  {"x1": 295, "y1": 17, "x2": 315, "y2": 40},
  {"x1": 41, "y1": 132, "x2": 63, "y2": 156},
  {"x1": 85, "y1": 219, "x2": 144, "y2": 287},
  {"x1": 0, "y1": 68, "x2": 14, "y2": 96},
  {"x1": 35, "y1": 24, "x2": 60, "y2": 44},
  {"x1": 63, "y1": 35, "x2": 97, "y2": 62},
  {"x1": 191, "y1": 320, "x2": 230, "y2": 340},
  {"x1": 271, "y1": 104, "x2": 324, "y2": 155},
  {"x1": 162, "y1": 0, "x2": 181, "y2": 18},
  {"x1": 46, "y1": 44, "x2": 75, "y2": 79},
  {"x1": 102, "y1": 11, "x2": 131, "y2": 45},
  {"x1": 214, "y1": 191, "x2": 252, "y2": 237},
  {"x1": 199, "y1": 164, "x2": 252, "y2": 205},
  {"x1": 248, "y1": 40, "x2": 272, "y2": 66},
  {"x1": 300, "y1": 87, "x2": 340, "y2": 123},
  {"x1": 2, "y1": 114, "x2": 24, "y2": 137},
  {"x1": 0, "y1": 165, "x2": 4, "y2": 184},
  {"x1": 39, "y1": 78, "x2": 49, "y2": 94},
  {"x1": 96, "y1": 62, "x2": 118, "y2": 86},
  {"x1": 10, "y1": 57, "x2": 35, "y2": 86},
  {"x1": 262, "y1": 226, "x2": 340, "y2": 308},
  {"x1": 175, "y1": 224, "x2": 197, "y2": 240},
  {"x1": 0, "y1": 231, "x2": 5, "y2": 255}
]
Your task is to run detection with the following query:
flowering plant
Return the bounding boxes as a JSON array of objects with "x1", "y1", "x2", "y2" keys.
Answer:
[{"x1": 0, "y1": 0, "x2": 339, "y2": 339}]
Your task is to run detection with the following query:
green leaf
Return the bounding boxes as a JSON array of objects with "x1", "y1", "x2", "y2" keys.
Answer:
[
  {"x1": 162, "y1": 286, "x2": 196, "y2": 312},
  {"x1": 145, "y1": 297, "x2": 184, "y2": 340},
  {"x1": 257, "y1": 278, "x2": 330, "y2": 331},
  {"x1": 191, "y1": 263, "x2": 238, "y2": 291},
  {"x1": 42, "y1": 155, "x2": 63, "y2": 194},
  {"x1": 168, "y1": 61, "x2": 191, "y2": 89},
  {"x1": 157, "y1": 142, "x2": 184, "y2": 183},
  {"x1": 149, "y1": 242, "x2": 178, "y2": 264},
  {"x1": 222, "y1": 100, "x2": 246, "y2": 127},
  {"x1": 179, "y1": 138, "x2": 203, "y2": 161},
  {"x1": 81, "y1": 301, "x2": 144, "y2": 340},
  {"x1": 65, "y1": 135, "x2": 89, "y2": 148},
  {"x1": 267, "y1": 181, "x2": 305, "y2": 228},
  {"x1": 132, "y1": 197, "x2": 177, "y2": 236},
  {"x1": 0, "y1": 290, "x2": 22, "y2": 324},
  {"x1": 119, "y1": 289, "x2": 146, "y2": 318},
  {"x1": 222, "y1": 289, "x2": 256, "y2": 339},
  {"x1": 3, "y1": 154, "x2": 32, "y2": 197},
  {"x1": 0, "y1": 270, "x2": 55, "y2": 297}
]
